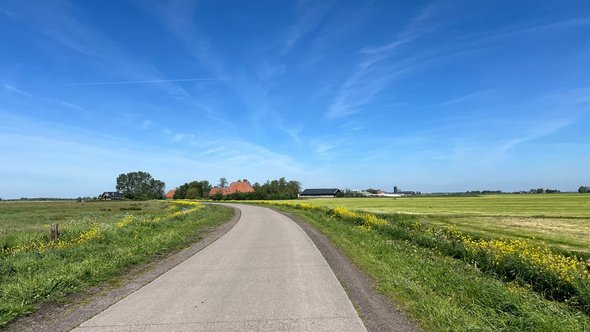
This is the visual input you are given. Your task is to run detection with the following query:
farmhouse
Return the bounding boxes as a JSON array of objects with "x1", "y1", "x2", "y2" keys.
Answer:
[
  {"x1": 164, "y1": 189, "x2": 176, "y2": 199},
  {"x1": 99, "y1": 192, "x2": 124, "y2": 200},
  {"x1": 299, "y1": 188, "x2": 343, "y2": 198},
  {"x1": 209, "y1": 179, "x2": 255, "y2": 197}
]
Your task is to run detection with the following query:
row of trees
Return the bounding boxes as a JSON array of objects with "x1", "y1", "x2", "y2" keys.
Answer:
[
  {"x1": 113, "y1": 172, "x2": 302, "y2": 201},
  {"x1": 579, "y1": 186, "x2": 590, "y2": 193},
  {"x1": 175, "y1": 177, "x2": 302, "y2": 200},
  {"x1": 529, "y1": 188, "x2": 560, "y2": 194},
  {"x1": 254, "y1": 178, "x2": 301, "y2": 199}
]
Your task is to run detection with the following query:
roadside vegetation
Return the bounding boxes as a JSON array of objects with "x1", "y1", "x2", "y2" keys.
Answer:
[
  {"x1": 0, "y1": 200, "x2": 233, "y2": 327},
  {"x1": 257, "y1": 199, "x2": 590, "y2": 331},
  {"x1": 275, "y1": 195, "x2": 590, "y2": 256}
]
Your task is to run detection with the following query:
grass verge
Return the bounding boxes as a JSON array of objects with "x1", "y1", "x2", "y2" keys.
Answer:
[
  {"x1": 0, "y1": 201, "x2": 233, "y2": 327},
  {"x1": 269, "y1": 203, "x2": 590, "y2": 331}
]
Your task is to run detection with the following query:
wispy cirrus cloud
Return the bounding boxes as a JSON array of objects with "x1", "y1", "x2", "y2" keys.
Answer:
[
  {"x1": 432, "y1": 89, "x2": 496, "y2": 107},
  {"x1": 3, "y1": 0, "x2": 231, "y2": 128},
  {"x1": 2, "y1": 83, "x2": 34, "y2": 98},
  {"x1": 281, "y1": 0, "x2": 332, "y2": 55},
  {"x1": 326, "y1": 2, "x2": 448, "y2": 119},
  {"x1": 3, "y1": 83, "x2": 84, "y2": 111},
  {"x1": 138, "y1": 0, "x2": 305, "y2": 143},
  {"x1": 23, "y1": 77, "x2": 222, "y2": 88},
  {"x1": 58, "y1": 101, "x2": 84, "y2": 111}
]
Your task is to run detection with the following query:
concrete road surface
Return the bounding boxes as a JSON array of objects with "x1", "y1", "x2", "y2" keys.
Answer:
[{"x1": 74, "y1": 204, "x2": 367, "y2": 331}]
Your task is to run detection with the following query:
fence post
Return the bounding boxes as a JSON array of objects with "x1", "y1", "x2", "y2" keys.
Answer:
[{"x1": 50, "y1": 224, "x2": 59, "y2": 241}]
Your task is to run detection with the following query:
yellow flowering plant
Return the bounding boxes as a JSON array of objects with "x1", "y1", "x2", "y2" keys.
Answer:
[{"x1": 255, "y1": 200, "x2": 590, "y2": 313}]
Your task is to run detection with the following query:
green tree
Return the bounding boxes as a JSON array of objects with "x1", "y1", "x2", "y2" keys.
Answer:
[
  {"x1": 219, "y1": 177, "x2": 228, "y2": 188},
  {"x1": 185, "y1": 187, "x2": 199, "y2": 199},
  {"x1": 252, "y1": 177, "x2": 301, "y2": 200},
  {"x1": 174, "y1": 180, "x2": 212, "y2": 199},
  {"x1": 115, "y1": 171, "x2": 165, "y2": 200},
  {"x1": 579, "y1": 186, "x2": 589, "y2": 193}
]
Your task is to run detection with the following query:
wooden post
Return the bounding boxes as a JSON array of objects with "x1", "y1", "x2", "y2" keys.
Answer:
[{"x1": 50, "y1": 224, "x2": 59, "y2": 241}]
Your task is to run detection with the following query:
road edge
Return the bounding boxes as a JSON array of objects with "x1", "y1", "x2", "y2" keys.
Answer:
[
  {"x1": 273, "y1": 208, "x2": 420, "y2": 332},
  {"x1": 7, "y1": 205, "x2": 241, "y2": 332}
]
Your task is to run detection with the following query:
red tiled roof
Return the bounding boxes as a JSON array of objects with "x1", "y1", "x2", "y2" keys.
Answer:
[
  {"x1": 165, "y1": 189, "x2": 176, "y2": 199},
  {"x1": 209, "y1": 180, "x2": 255, "y2": 197}
]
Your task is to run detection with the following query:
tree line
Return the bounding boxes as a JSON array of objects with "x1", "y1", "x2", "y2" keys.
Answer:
[
  {"x1": 176, "y1": 177, "x2": 301, "y2": 200},
  {"x1": 114, "y1": 172, "x2": 302, "y2": 200}
]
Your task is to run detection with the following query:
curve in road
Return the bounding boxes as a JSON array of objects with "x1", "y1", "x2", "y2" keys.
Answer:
[{"x1": 75, "y1": 204, "x2": 367, "y2": 331}]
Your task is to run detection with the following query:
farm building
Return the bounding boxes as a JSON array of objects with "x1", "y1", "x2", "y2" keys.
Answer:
[
  {"x1": 164, "y1": 189, "x2": 176, "y2": 199},
  {"x1": 99, "y1": 192, "x2": 124, "y2": 200},
  {"x1": 299, "y1": 188, "x2": 343, "y2": 198},
  {"x1": 209, "y1": 179, "x2": 255, "y2": 197}
]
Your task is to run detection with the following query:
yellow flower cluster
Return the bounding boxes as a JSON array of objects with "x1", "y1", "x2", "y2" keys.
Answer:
[
  {"x1": 1, "y1": 223, "x2": 102, "y2": 256},
  {"x1": 461, "y1": 236, "x2": 590, "y2": 284},
  {"x1": 166, "y1": 200, "x2": 204, "y2": 218},
  {"x1": 362, "y1": 213, "x2": 388, "y2": 227},
  {"x1": 2, "y1": 201, "x2": 207, "y2": 256},
  {"x1": 116, "y1": 214, "x2": 136, "y2": 228},
  {"x1": 115, "y1": 201, "x2": 204, "y2": 228},
  {"x1": 245, "y1": 201, "x2": 388, "y2": 231},
  {"x1": 329, "y1": 206, "x2": 362, "y2": 219},
  {"x1": 73, "y1": 223, "x2": 102, "y2": 245},
  {"x1": 172, "y1": 200, "x2": 203, "y2": 209}
]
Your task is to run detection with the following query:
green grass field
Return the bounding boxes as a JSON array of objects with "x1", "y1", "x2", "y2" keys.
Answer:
[
  {"x1": 292, "y1": 194, "x2": 590, "y2": 217},
  {"x1": 267, "y1": 197, "x2": 590, "y2": 331},
  {"x1": 285, "y1": 194, "x2": 590, "y2": 255},
  {"x1": 0, "y1": 200, "x2": 233, "y2": 327},
  {"x1": 0, "y1": 201, "x2": 169, "y2": 248}
]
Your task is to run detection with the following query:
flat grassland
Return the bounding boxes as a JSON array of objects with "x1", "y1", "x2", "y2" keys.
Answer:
[
  {"x1": 1, "y1": 200, "x2": 170, "y2": 244},
  {"x1": 287, "y1": 194, "x2": 590, "y2": 255},
  {"x1": 0, "y1": 200, "x2": 233, "y2": 327},
  {"x1": 268, "y1": 194, "x2": 590, "y2": 331}
]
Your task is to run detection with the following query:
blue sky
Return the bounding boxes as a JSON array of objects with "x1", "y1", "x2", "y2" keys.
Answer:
[{"x1": 1, "y1": 0, "x2": 589, "y2": 198}]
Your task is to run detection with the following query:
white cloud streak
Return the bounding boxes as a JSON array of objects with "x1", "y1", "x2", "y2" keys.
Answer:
[
  {"x1": 25, "y1": 78, "x2": 223, "y2": 87},
  {"x1": 282, "y1": 1, "x2": 331, "y2": 55},
  {"x1": 326, "y1": 2, "x2": 446, "y2": 119}
]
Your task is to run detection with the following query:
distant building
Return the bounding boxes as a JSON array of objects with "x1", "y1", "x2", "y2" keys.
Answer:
[
  {"x1": 299, "y1": 188, "x2": 343, "y2": 198},
  {"x1": 164, "y1": 189, "x2": 176, "y2": 199},
  {"x1": 209, "y1": 179, "x2": 255, "y2": 197},
  {"x1": 99, "y1": 192, "x2": 124, "y2": 200}
]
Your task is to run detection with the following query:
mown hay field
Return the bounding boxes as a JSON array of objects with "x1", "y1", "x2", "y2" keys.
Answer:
[
  {"x1": 283, "y1": 194, "x2": 590, "y2": 255},
  {"x1": 292, "y1": 194, "x2": 590, "y2": 217}
]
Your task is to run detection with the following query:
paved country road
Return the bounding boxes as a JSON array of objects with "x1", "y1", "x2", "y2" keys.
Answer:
[{"x1": 74, "y1": 204, "x2": 367, "y2": 331}]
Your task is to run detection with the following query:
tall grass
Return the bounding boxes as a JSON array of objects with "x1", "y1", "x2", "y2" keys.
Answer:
[
  {"x1": 262, "y1": 201, "x2": 590, "y2": 331},
  {"x1": 0, "y1": 201, "x2": 232, "y2": 327}
]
